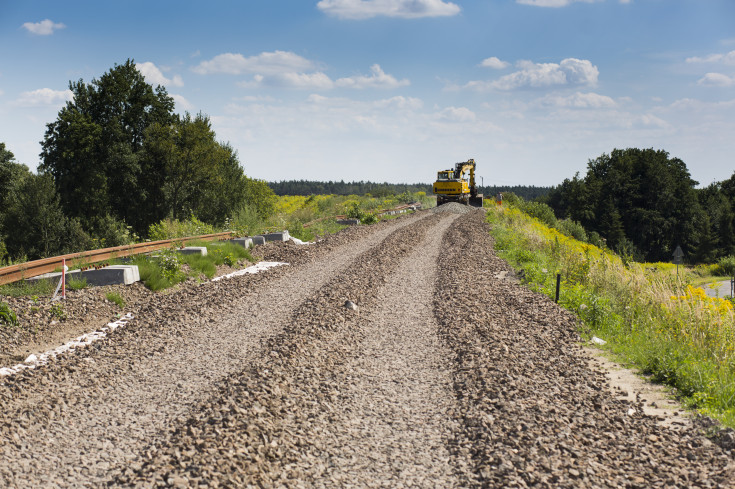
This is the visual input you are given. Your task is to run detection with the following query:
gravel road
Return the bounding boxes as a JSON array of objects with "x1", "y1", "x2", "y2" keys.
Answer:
[{"x1": 1, "y1": 208, "x2": 734, "y2": 488}]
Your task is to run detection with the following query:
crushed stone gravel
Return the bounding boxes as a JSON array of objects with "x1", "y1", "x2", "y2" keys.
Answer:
[
  {"x1": 431, "y1": 201, "x2": 476, "y2": 214},
  {"x1": 0, "y1": 211, "x2": 429, "y2": 488},
  {"x1": 1, "y1": 208, "x2": 734, "y2": 488}
]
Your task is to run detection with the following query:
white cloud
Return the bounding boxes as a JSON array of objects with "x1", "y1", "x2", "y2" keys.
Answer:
[
  {"x1": 697, "y1": 72, "x2": 735, "y2": 87},
  {"x1": 239, "y1": 72, "x2": 335, "y2": 90},
  {"x1": 516, "y1": 0, "x2": 600, "y2": 6},
  {"x1": 235, "y1": 95, "x2": 278, "y2": 103},
  {"x1": 136, "y1": 62, "x2": 184, "y2": 87},
  {"x1": 171, "y1": 94, "x2": 193, "y2": 111},
  {"x1": 373, "y1": 95, "x2": 423, "y2": 110},
  {"x1": 230, "y1": 63, "x2": 408, "y2": 91},
  {"x1": 668, "y1": 98, "x2": 735, "y2": 112},
  {"x1": 535, "y1": 92, "x2": 616, "y2": 108},
  {"x1": 193, "y1": 51, "x2": 316, "y2": 75},
  {"x1": 22, "y1": 19, "x2": 66, "y2": 35},
  {"x1": 479, "y1": 57, "x2": 510, "y2": 69},
  {"x1": 435, "y1": 106, "x2": 476, "y2": 122},
  {"x1": 14, "y1": 88, "x2": 73, "y2": 107},
  {"x1": 317, "y1": 0, "x2": 460, "y2": 19},
  {"x1": 335, "y1": 64, "x2": 409, "y2": 89},
  {"x1": 638, "y1": 113, "x2": 669, "y2": 128},
  {"x1": 686, "y1": 50, "x2": 735, "y2": 65},
  {"x1": 466, "y1": 58, "x2": 599, "y2": 91}
]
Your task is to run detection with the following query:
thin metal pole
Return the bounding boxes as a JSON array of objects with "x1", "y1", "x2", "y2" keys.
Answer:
[{"x1": 555, "y1": 274, "x2": 561, "y2": 303}]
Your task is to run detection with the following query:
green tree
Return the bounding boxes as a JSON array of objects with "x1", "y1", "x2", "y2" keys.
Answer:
[
  {"x1": 195, "y1": 144, "x2": 248, "y2": 225},
  {"x1": 242, "y1": 177, "x2": 277, "y2": 220},
  {"x1": 2, "y1": 173, "x2": 90, "y2": 260},
  {"x1": 143, "y1": 113, "x2": 234, "y2": 222},
  {"x1": 1, "y1": 143, "x2": 32, "y2": 208},
  {"x1": 546, "y1": 148, "x2": 701, "y2": 262},
  {"x1": 0, "y1": 143, "x2": 33, "y2": 262},
  {"x1": 40, "y1": 59, "x2": 176, "y2": 234}
]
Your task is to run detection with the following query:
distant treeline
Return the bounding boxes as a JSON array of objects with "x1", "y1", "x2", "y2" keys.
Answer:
[{"x1": 269, "y1": 180, "x2": 552, "y2": 201}]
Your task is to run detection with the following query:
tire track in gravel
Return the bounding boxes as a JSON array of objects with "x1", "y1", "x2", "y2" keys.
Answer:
[
  {"x1": 0, "y1": 212, "x2": 430, "y2": 488},
  {"x1": 436, "y1": 210, "x2": 735, "y2": 488},
  {"x1": 116, "y1": 213, "x2": 451, "y2": 487},
  {"x1": 314, "y1": 212, "x2": 463, "y2": 487}
]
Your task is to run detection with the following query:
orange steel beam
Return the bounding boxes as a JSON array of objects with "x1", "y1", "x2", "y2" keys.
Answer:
[{"x1": 0, "y1": 231, "x2": 235, "y2": 286}]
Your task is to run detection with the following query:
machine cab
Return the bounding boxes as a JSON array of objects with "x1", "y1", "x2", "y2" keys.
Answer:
[{"x1": 437, "y1": 170, "x2": 455, "y2": 181}]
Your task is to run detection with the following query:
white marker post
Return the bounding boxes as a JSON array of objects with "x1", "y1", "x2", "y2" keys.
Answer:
[{"x1": 52, "y1": 259, "x2": 69, "y2": 301}]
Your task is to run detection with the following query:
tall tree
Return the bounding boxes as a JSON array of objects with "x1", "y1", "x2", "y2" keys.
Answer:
[{"x1": 40, "y1": 59, "x2": 176, "y2": 234}]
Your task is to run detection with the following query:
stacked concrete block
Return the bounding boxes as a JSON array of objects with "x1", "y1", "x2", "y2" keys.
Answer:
[
  {"x1": 27, "y1": 265, "x2": 140, "y2": 287},
  {"x1": 261, "y1": 230, "x2": 291, "y2": 242},
  {"x1": 179, "y1": 246, "x2": 208, "y2": 256},
  {"x1": 336, "y1": 219, "x2": 360, "y2": 226},
  {"x1": 229, "y1": 237, "x2": 253, "y2": 248}
]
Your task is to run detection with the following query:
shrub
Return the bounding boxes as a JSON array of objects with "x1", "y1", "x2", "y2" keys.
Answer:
[
  {"x1": 230, "y1": 204, "x2": 263, "y2": 236},
  {"x1": 0, "y1": 301, "x2": 18, "y2": 327},
  {"x1": 105, "y1": 292, "x2": 125, "y2": 309},
  {"x1": 89, "y1": 214, "x2": 137, "y2": 247},
  {"x1": 148, "y1": 215, "x2": 215, "y2": 240},
  {"x1": 521, "y1": 201, "x2": 557, "y2": 228},
  {"x1": 346, "y1": 202, "x2": 379, "y2": 225},
  {"x1": 157, "y1": 249, "x2": 184, "y2": 282},
  {"x1": 555, "y1": 218, "x2": 588, "y2": 242},
  {"x1": 714, "y1": 255, "x2": 735, "y2": 276}
]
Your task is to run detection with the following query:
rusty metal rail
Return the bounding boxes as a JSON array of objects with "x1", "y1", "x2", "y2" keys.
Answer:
[{"x1": 0, "y1": 232, "x2": 235, "y2": 286}]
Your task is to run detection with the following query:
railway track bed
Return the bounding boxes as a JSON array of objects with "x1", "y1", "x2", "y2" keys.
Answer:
[{"x1": 1, "y1": 209, "x2": 733, "y2": 487}]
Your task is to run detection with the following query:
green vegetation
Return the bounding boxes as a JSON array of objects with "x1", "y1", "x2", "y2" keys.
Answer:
[
  {"x1": 0, "y1": 279, "x2": 55, "y2": 298},
  {"x1": 0, "y1": 301, "x2": 18, "y2": 327},
  {"x1": 346, "y1": 202, "x2": 379, "y2": 225},
  {"x1": 67, "y1": 277, "x2": 88, "y2": 290},
  {"x1": 105, "y1": 292, "x2": 125, "y2": 309},
  {"x1": 50, "y1": 303, "x2": 67, "y2": 321},
  {"x1": 126, "y1": 240, "x2": 255, "y2": 291},
  {"x1": 543, "y1": 148, "x2": 735, "y2": 264},
  {"x1": 488, "y1": 204, "x2": 735, "y2": 427}
]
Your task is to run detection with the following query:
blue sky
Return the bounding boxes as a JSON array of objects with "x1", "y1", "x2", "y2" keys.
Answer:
[{"x1": 1, "y1": 0, "x2": 734, "y2": 186}]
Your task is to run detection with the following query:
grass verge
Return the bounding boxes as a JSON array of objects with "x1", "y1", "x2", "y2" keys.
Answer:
[{"x1": 487, "y1": 204, "x2": 735, "y2": 428}]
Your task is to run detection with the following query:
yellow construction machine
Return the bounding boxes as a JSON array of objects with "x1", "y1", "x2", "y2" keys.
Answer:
[{"x1": 432, "y1": 159, "x2": 484, "y2": 207}]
